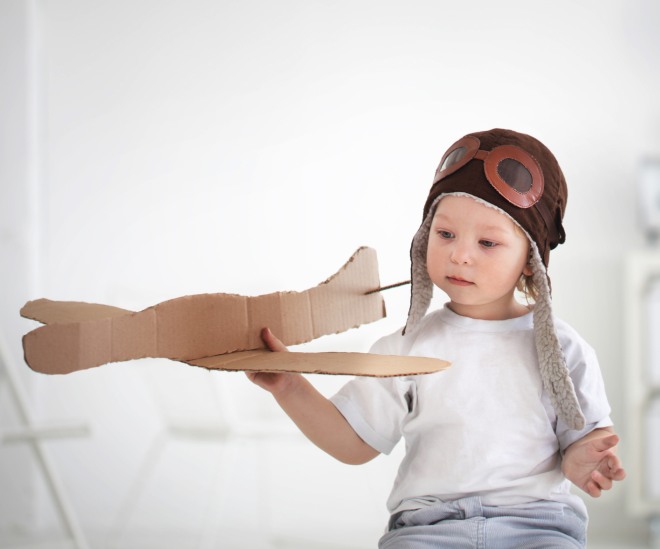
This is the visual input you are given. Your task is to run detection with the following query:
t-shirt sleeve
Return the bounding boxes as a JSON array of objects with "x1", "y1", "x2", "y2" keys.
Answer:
[
  {"x1": 555, "y1": 319, "x2": 614, "y2": 450},
  {"x1": 330, "y1": 332, "x2": 414, "y2": 455}
]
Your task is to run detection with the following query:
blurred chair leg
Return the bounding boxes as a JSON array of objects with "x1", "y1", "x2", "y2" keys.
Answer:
[{"x1": 0, "y1": 330, "x2": 90, "y2": 549}]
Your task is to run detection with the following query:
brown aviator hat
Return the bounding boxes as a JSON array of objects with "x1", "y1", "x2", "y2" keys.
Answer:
[{"x1": 406, "y1": 128, "x2": 585, "y2": 430}]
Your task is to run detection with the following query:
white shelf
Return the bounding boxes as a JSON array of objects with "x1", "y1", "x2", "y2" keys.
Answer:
[{"x1": 624, "y1": 250, "x2": 660, "y2": 517}]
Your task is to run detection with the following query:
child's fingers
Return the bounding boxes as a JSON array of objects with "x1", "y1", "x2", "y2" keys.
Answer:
[
  {"x1": 595, "y1": 449, "x2": 626, "y2": 480},
  {"x1": 261, "y1": 327, "x2": 289, "y2": 352},
  {"x1": 592, "y1": 433, "x2": 619, "y2": 452},
  {"x1": 606, "y1": 455, "x2": 626, "y2": 480},
  {"x1": 245, "y1": 371, "x2": 259, "y2": 383},
  {"x1": 591, "y1": 470, "x2": 613, "y2": 491},
  {"x1": 611, "y1": 466, "x2": 626, "y2": 481},
  {"x1": 584, "y1": 479, "x2": 602, "y2": 498}
]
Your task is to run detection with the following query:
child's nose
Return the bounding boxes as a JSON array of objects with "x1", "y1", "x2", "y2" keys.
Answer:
[{"x1": 450, "y1": 242, "x2": 473, "y2": 265}]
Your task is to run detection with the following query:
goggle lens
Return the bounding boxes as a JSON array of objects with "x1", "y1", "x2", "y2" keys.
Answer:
[
  {"x1": 496, "y1": 158, "x2": 533, "y2": 194},
  {"x1": 439, "y1": 146, "x2": 468, "y2": 173}
]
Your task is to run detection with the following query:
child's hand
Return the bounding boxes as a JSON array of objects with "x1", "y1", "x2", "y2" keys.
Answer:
[
  {"x1": 245, "y1": 327, "x2": 301, "y2": 396},
  {"x1": 561, "y1": 429, "x2": 626, "y2": 497},
  {"x1": 245, "y1": 328, "x2": 379, "y2": 464}
]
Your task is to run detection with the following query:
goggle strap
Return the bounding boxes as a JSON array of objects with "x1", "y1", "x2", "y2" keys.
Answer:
[{"x1": 534, "y1": 199, "x2": 563, "y2": 249}]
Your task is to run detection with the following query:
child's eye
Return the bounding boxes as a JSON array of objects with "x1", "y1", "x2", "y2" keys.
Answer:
[
  {"x1": 479, "y1": 240, "x2": 498, "y2": 248},
  {"x1": 437, "y1": 230, "x2": 454, "y2": 239}
]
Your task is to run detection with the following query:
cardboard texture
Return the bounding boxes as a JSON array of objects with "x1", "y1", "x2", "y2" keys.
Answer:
[
  {"x1": 20, "y1": 247, "x2": 450, "y2": 377},
  {"x1": 187, "y1": 350, "x2": 448, "y2": 377}
]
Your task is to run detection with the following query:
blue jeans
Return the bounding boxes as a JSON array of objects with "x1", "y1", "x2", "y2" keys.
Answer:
[{"x1": 379, "y1": 497, "x2": 587, "y2": 549}]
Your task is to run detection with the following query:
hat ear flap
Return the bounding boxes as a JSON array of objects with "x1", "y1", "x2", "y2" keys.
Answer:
[
  {"x1": 529, "y1": 244, "x2": 585, "y2": 430},
  {"x1": 404, "y1": 203, "x2": 437, "y2": 334}
]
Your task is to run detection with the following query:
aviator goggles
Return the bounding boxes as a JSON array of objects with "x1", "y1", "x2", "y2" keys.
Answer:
[
  {"x1": 433, "y1": 135, "x2": 544, "y2": 208},
  {"x1": 432, "y1": 135, "x2": 565, "y2": 248}
]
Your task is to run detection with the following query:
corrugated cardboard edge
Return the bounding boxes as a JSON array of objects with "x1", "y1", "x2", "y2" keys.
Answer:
[
  {"x1": 186, "y1": 350, "x2": 449, "y2": 377},
  {"x1": 20, "y1": 299, "x2": 131, "y2": 324}
]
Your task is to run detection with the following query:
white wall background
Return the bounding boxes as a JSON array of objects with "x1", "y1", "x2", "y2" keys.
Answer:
[{"x1": 2, "y1": 0, "x2": 660, "y2": 547}]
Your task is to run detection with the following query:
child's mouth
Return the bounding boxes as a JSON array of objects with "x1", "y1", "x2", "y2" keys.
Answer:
[{"x1": 447, "y1": 276, "x2": 474, "y2": 286}]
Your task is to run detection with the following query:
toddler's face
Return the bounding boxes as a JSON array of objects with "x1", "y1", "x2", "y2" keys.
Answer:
[{"x1": 426, "y1": 195, "x2": 531, "y2": 321}]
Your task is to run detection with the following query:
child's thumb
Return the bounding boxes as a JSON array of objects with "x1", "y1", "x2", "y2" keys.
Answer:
[{"x1": 594, "y1": 433, "x2": 619, "y2": 452}]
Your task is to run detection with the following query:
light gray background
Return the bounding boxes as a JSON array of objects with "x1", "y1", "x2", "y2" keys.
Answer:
[{"x1": 2, "y1": 0, "x2": 659, "y2": 547}]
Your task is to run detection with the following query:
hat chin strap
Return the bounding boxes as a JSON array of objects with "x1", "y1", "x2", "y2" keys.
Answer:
[{"x1": 406, "y1": 193, "x2": 585, "y2": 431}]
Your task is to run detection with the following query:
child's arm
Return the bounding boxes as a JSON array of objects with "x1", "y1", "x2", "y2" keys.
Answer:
[
  {"x1": 561, "y1": 427, "x2": 626, "y2": 497},
  {"x1": 246, "y1": 328, "x2": 380, "y2": 465}
]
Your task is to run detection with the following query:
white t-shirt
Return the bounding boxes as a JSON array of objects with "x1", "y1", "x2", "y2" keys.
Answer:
[{"x1": 330, "y1": 305, "x2": 612, "y2": 517}]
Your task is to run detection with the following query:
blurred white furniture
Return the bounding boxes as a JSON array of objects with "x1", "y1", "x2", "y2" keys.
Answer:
[
  {"x1": 624, "y1": 251, "x2": 660, "y2": 544},
  {"x1": 0, "y1": 330, "x2": 90, "y2": 549}
]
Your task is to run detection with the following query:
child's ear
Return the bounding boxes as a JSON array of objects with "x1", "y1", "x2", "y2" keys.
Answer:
[{"x1": 523, "y1": 263, "x2": 533, "y2": 277}]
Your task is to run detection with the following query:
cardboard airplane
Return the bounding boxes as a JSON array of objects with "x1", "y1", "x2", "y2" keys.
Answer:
[{"x1": 20, "y1": 247, "x2": 450, "y2": 377}]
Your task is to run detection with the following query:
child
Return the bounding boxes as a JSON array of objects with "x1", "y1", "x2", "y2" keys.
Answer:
[{"x1": 248, "y1": 128, "x2": 625, "y2": 548}]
